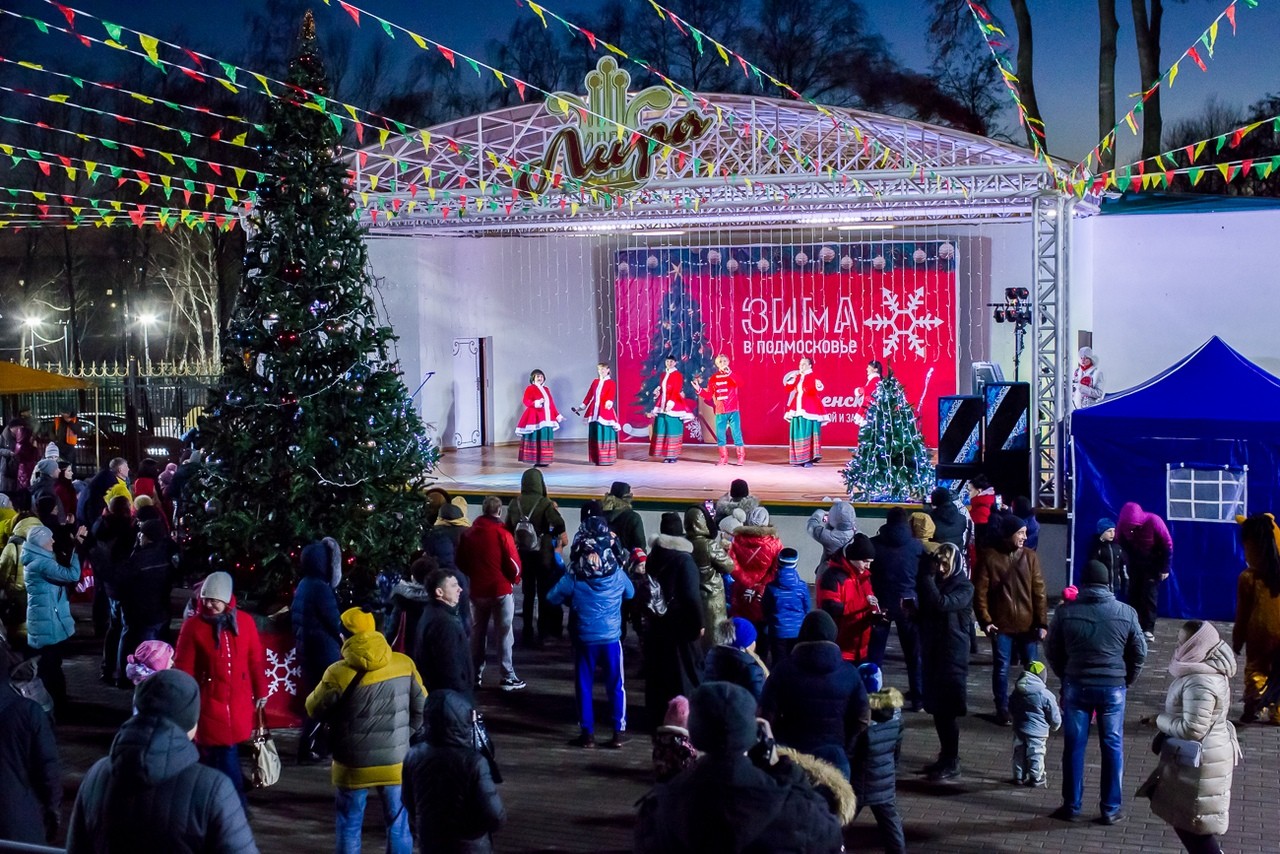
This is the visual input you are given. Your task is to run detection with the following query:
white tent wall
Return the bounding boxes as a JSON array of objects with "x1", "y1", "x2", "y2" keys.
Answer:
[
  {"x1": 368, "y1": 233, "x2": 603, "y2": 449},
  {"x1": 1076, "y1": 207, "x2": 1280, "y2": 386}
]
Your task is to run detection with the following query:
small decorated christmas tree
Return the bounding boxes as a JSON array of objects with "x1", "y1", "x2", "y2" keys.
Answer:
[
  {"x1": 633, "y1": 271, "x2": 713, "y2": 418},
  {"x1": 187, "y1": 12, "x2": 439, "y2": 598},
  {"x1": 843, "y1": 371, "x2": 935, "y2": 501}
]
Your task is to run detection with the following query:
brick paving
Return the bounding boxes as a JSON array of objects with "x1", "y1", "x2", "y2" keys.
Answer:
[{"x1": 45, "y1": 605, "x2": 1279, "y2": 853}]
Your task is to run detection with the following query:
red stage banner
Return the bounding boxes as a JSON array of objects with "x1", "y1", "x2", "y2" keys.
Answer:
[{"x1": 614, "y1": 242, "x2": 957, "y2": 448}]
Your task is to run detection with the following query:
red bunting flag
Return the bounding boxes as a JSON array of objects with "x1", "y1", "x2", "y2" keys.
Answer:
[
  {"x1": 514, "y1": 79, "x2": 527, "y2": 100},
  {"x1": 581, "y1": 29, "x2": 597, "y2": 49},
  {"x1": 1187, "y1": 47, "x2": 1207, "y2": 71},
  {"x1": 438, "y1": 46, "x2": 455, "y2": 67},
  {"x1": 1225, "y1": 3, "x2": 1236, "y2": 33},
  {"x1": 339, "y1": 2, "x2": 361, "y2": 24},
  {"x1": 53, "y1": 3, "x2": 75, "y2": 27}
]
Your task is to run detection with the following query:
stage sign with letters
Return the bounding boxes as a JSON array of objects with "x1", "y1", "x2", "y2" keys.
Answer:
[{"x1": 614, "y1": 242, "x2": 958, "y2": 448}]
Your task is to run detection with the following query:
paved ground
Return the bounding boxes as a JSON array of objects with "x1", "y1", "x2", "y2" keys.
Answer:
[{"x1": 44, "y1": 604, "x2": 1279, "y2": 853}]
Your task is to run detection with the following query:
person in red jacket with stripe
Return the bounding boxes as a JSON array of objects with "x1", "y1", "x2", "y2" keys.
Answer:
[
  {"x1": 692, "y1": 354, "x2": 745, "y2": 466},
  {"x1": 817, "y1": 534, "x2": 881, "y2": 663},
  {"x1": 173, "y1": 571, "x2": 267, "y2": 807}
]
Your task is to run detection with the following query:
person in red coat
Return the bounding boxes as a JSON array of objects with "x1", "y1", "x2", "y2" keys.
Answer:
[
  {"x1": 728, "y1": 507, "x2": 783, "y2": 634},
  {"x1": 174, "y1": 570, "x2": 268, "y2": 805},
  {"x1": 692, "y1": 354, "x2": 745, "y2": 466},
  {"x1": 515, "y1": 370, "x2": 563, "y2": 467},
  {"x1": 576, "y1": 363, "x2": 620, "y2": 466},
  {"x1": 966, "y1": 473, "x2": 997, "y2": 553},
  {"x1": 817, "y1": 535, "x2": 881, "y2": 663},
  {"x1": 852, "y1": 360, "x2": 884, "y2": 431},
  {"x1": 456, "y1": 497, "x2": 525, "y2": 690},
  {"x1": 783, "y1": 357, "x2": 830, "y2": 467},
  {"x1": 649, "y1": 357, "x2": 694, "y2": 463}
]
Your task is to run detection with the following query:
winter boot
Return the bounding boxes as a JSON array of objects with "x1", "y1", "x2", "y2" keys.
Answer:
[
  {"x1": 717, "y1": 446, "x2": 728, "y2": 466},
  {"x1": 735, "y1": 446, "x2": 746, "y2": 466}
]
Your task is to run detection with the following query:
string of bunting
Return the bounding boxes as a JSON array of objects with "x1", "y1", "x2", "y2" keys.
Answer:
[
  {"x1": 615, "y1": 0, "x2": 945, "y2": 187},
  {"x1": 0, "y1": 139, "x2": 258, "y2": 209},
  {"x1": 963, "y1": 0, "x2": 1063, "y2": 184},
  {"x1": 0, "y1": 184, "x2": 240, "y2": 230},
  {"x1": 1072, "y1": 0, "x2": 1260, "y2": 182},
  {"x1": 1089, "y1": 112, "x2": 1280, "y2": 192}
]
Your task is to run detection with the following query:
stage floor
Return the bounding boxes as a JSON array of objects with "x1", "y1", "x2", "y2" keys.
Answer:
[{"x1": 432, "y1": 440, "x2": 853, "y2": 505}]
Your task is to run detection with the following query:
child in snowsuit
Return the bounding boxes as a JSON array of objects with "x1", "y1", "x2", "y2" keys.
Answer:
[
  {"x1": 850, "y1": 663, "x2": 906, "y2": 854},
  {"x1": 762, "y1": 547, "x2": 811, "y2": 664},
  {"x1": 651, "y1": 695, "x2": 697, "y2": 782},
  {"x1": 1009, "y1": 660, "x2": 1061, "y2": 786}
]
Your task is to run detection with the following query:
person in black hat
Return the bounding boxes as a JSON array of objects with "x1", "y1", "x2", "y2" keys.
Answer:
[
  {"x1": 0, "y1": 653, "x2": 61, "y2": 846},
  {"x1": 602, "y1": 481, "x2": 645, "y2": 551},
  {"x1": 916, "y1": 543, "x2": 974, "y2": 782},
  {"x1": 974, "y1": 513, "x2": 1048, "y2": 726},
  {"x1": 644, "y1": 512, "x2": 704, "y2": 728},
  {"x1": 116, "y1": 518, "x2": 178, "y2": 669},
  {"x1": 763, "y1": 547, "x2": 811, "y2": 663},
  {"x1": 67, "y1": 669, "x2": 259, "y2": 852},
  {"x1": 713, "y1": 478, "x2": 759, "y2": 525},
  {"x1": 870, "y1": 507, "x2": 926, "y2": 710},
  {"x1": 635, "y1": 681, "x2": 842, "y2": 852}
]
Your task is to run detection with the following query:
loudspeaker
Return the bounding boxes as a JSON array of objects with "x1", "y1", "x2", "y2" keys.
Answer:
[
  {"x1": 982, "y1": 382, "x2": 1030, "y2": 453},
  {"x1": 938, "y1": 395, "x2": 983, "y2": 465}
]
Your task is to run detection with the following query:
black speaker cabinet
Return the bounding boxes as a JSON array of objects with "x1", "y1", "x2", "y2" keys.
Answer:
[
  {"x1": 982, "y1": 382, "x2": 1030, "y2": 453},
  {"x1": 938, "y1": 395, "x2": 983, "y2": 465}
]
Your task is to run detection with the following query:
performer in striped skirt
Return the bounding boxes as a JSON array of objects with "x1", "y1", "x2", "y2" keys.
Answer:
[
  {"x1": 649, "y1": 356, "x2": 694, "y2": 463},
  {"x1": 783, "y1": 357, "x2": 830, "y2": 467},
  {"x1": 516, "y1": 369, "x2": 563, "y2": 466},
  {"x1": 577, "y1": 363, "x2": 620, "y2": 466}
]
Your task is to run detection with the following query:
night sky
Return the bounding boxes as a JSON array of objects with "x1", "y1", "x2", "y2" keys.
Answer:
[{"x1": 21, "y1": 0, "x2": 1280, "y2": 164}]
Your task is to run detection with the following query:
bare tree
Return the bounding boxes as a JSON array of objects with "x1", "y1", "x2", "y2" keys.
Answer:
[
  {"x1": 927, "y1": 1, "x2": 1012, "y2": 139},
  {"x1": 1009, "y1": 0, "x2": 1048, "y2": 152},
  {"x1": 1131, "y1": 0, "x2": 1164, "y2": 160},
  {"x1": 1098, "y1": 0, "x2": 1120, "y2": 171},
  {"x1": 154, "y1": 231, "x2": 222, "y2": 365}
]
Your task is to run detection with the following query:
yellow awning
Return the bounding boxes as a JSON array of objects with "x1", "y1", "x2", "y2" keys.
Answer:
[{"x1": 0, "y1": 361, "x2": 93, "y2": 394}]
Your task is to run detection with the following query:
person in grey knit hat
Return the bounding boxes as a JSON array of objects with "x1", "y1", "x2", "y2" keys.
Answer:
[{"x1": 67, "y1": 669, "x2": 260, "y2": 853}]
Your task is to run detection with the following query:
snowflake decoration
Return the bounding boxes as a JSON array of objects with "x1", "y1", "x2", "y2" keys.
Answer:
[
  {"x1": 863, "y1": 287, "x2": 943, "y2": 358},
  {"x1": 264, "y1": 646, "x2": 301, "y2": 697}
]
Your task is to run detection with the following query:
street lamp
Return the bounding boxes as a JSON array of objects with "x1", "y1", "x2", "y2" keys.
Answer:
[
  {"x1": 22, "y1": 316, "x2": 41, "y2": 367},
  {"x1": 138, "y1": 312, "x2": 157, "y2": 369}
]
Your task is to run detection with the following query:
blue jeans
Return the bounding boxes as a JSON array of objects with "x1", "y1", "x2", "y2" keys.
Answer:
[
  {"x1": 199, "y1": 744, "x2": 246, "y2": 810},
  {"x1": 1061, "y1": 682, "x2": 1126, "y2": 817},
  {"x1": 335, "y1": 785, "x2": 412, "y2": 854},
  {"x1": 868, "y1": 612, "x2": 922, "y2": 704},
  {"x1": 991, "y1": 631, "x2": 1039, "y2": 713},
  {"x1": 714, "y1": 411, "x2": 742, "y2": 446}
]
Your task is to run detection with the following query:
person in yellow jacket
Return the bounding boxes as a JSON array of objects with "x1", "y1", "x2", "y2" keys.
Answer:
[
  {"x1": 306, "y1": 607, "x2": 426, "y2": 854},
  {"x1": 1233, "y1": 513, "x2": 1280, "y2": 724},
  {"x1": 0, "y1": 512, "x2": 41, "y2": 643}
]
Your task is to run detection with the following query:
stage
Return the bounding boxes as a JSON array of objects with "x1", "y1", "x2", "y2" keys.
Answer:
[{"x1": 431, "y1": 440, "x2": 856, "y2": 506}]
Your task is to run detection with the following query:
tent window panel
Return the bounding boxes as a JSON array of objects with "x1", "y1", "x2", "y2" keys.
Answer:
[{"x1": 1166, "y1": 466, "x2": 1247, "y2": 524}]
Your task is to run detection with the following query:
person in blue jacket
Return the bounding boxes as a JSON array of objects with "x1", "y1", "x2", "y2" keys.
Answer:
[
  {"x1": 290, "y1": 536, "x2": 344, "y2": 762},
  {"x1": 548, "y1": 514, "x2": 635, "y2": 749},
  {"x1": 23, "y1": 524, "x2": 83, "y2": 715},
  {"x1": 763, "y1": 547, "x2": 812, "y2": 664}
]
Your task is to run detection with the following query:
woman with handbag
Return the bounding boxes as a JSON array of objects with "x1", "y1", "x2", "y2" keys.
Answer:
[{"x1": 1139, "y1": 621, "x2": 1241, "y2": 854}]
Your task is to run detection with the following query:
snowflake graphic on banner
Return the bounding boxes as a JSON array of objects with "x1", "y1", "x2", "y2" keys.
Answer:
[
  {"x1": 863, "y1": 288, "x2": 943, "y2": 358},
  {"x1": 265, "y1": 647, "x2": 301, "y2": 697}
]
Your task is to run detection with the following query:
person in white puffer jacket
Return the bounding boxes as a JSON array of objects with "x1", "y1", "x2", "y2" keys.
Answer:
[{"x1": 1140, "y1": 620, "x2": 1240, "y2": 854}]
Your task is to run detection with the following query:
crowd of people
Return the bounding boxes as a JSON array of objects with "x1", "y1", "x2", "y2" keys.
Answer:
[{"x1": 0, "y1": 409, "x2": 1273, "y2": 853}]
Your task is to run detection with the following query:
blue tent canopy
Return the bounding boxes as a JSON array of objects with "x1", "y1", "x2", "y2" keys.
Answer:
[{"x1": 1072, "y1": 337, "x2": 1280, "y2": 621}]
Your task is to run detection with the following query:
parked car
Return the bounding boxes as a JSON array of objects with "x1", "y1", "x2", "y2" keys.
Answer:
[{"x1": 38, "y1": 412, "x2": 183, "y2": 470}]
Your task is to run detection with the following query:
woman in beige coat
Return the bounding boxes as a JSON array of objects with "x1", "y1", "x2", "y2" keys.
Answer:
[{"x1": 1140, "y1": 620, "x2": 1240, "y2": 854}]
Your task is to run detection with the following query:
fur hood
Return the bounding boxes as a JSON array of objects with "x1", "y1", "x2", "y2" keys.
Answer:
[
  {"x1": 649, "y1": 533, "x2": 694, "y2": 553},
  {"x1": 733, "y1": 524, "x2": 778, "y2": 539},
  {"x1": 601, "y1": 494, "x2": 633, "y2": 514},
  {"x1": 777, "y1": 747, "x2": 858, "y2": 827},
  {"x1": 868, "y1": 686, "x2": 905, "y2": 715},
  {"x1": 390, "y1": 579, "x2": 432, "y2": 605}
]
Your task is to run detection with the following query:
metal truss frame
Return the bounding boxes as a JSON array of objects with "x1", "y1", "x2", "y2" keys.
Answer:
[{"x1": 1029, "y1": 192, "x2": 1074, "y2": 509}]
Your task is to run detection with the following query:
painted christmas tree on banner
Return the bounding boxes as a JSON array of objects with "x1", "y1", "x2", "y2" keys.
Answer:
[
  {"x1": 629, "y1": 270, "x2": 713, "y2": 440},
  {"x1": 843, "y1": 369, "x2": 935, "y2": 501}
]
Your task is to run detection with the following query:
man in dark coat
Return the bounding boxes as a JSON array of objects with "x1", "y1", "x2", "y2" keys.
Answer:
[
  {"x1": 701, "y1": 617, "x2": 766, "y2": 702},
  {"x1": 601, "y1": 481, "x2": 646, "y2": 551},
  {"x1": 88, "y1": 494, "x2": 138, "y2": 685},
  {"x1": 916, "y1": 544, "x2": 974, "y2": 781},
  {"x1": 116, "y1": 519, "x2": 178, "y2": 663},
  {"x1": 869, "y1": 507, "x2": 925, "y2": 710},
  {"x1": 67, "y1": 669, "x2": 259, "y2": 853},
  {"x1": 0, "y1": 653, "x2": 61, "y2": 845},
  {"x1": 421, "y1": 503, "x2": 473, "y2": 636},
  {"x1": 412, "y1": 568, "x2": 474, "y2": 699},
  {"x1": 644, "y1": 512, "x2": 704, "y2": 728},
  {"x1": 760, "y1": 610, "x2": 870, "y2": 778},
  {"x1": 290, "y1": 536, "x2": 344, "y2": 761},
  {"x1": 403, "y1": 690, "x2": 505, "y2": 852},
  {"x1": 82, "y1": 457, "x2": 129, "y2": 526},
  {"x1": 928, "y1": 488, "x2": 971, "y2": 551},
  {"x1": 505, "y1": 468, "x2": 567, "y2": 645},
  {"x1": 635, "y1": 681, "x2": 842, "y2": 853}
]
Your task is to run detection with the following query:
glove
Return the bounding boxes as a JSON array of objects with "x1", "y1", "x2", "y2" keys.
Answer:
[{"x1": 533, "y1": 400, "x2": 544, "y2": 408}]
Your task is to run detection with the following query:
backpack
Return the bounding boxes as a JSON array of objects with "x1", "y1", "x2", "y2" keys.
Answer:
[
  {"x1": 644, "y1": 574, "x2": 668, "y2": 616},
  {"x1": 513, "y1": 498, "x2": 541, "y2": 551}
]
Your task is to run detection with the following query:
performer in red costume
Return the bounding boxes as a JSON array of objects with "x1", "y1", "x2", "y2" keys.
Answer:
[
  {"x1": 783, "y1": 356, "x2": 830, "y2": 467},
  {"x1": 852, "y1": 359, "x2": 884, "y2": 428},
  {"x1": 692, "y1": 353, "x2": 745, "y2": 466},
  {"x1": 649, "y1": 356, "x2": 694, "y2": 463},
  {"x1": 515, "y1": 369, "x2": 563, "y2": 466},
  {"x1": 575, "y1": 362, "x2": 621, "y2": 466}
]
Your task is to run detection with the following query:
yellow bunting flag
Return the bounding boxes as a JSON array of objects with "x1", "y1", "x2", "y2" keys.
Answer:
[
  {"x1": 1168, "y1": 62, "x2": 1179, "y2": 88},
  {"x1": 409, "y1": 31, "x2": 427, "y2": 50}
]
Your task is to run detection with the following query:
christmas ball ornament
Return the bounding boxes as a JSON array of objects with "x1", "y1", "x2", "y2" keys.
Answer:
[
  {"x1": 872, "y1": 255, "x2": 887, "y2": 271},
  {"x1": 617, "y1": 261, "x2": 630, "y2": 276},
  {"x1": 317, "y1": 184, "x2": 331, "y2": 197},
  {"x1": 937, "y1": 242, "x2": 955, "y2": 260},
  {"x1": 706, "y1": 249, "x2": 722, "y2": 265},
  {"x1": 204, "y1": 498, "x2": 222, "y2": 516},
  {"x1": 819, "y1": 246, "x2": 836, "y2": 263},
  {"x1": 913, "y1": 248, "x2": 928, "y2": 265},
  {"x1": 646, "y1": 255, "x2": 659, "y2": 270},
  {"x1": 281, "y1": 262, "x2": 303, "y2": 283},
  {"x1": 840, "y1": 255, "x2": 854, "y2": 271},
  {"x1": 277, "y1": 331, "x2": 300, "y2": 350},
  {"x1": 794, "y1": 251, "x2": 809, "y2": 266},
  {"x1": 725, "y1": 258, "x2": 740, "y2": 273},
  {"x1": 756, "y1": 258, "x2": 771, "y2": 273},
  {"x1": 328, "y1": 257, "x2": 341, "y2": 270}
]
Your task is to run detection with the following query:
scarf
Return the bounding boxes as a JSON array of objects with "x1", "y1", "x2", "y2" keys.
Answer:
[
  {"x1": 1167, "y1": 622, "x2": 1226, "y2": 678},
  {"x1": 203, "y1": 608, "x2": 240, "y2": 650}
]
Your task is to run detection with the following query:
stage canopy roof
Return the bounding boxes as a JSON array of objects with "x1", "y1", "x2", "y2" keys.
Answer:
[
  {"x1": 350, "y1": 82, "x2": 1101, "y2": 237},
  {"x1": 0, "y1": 361, "x2": 93, "y2": 395}
]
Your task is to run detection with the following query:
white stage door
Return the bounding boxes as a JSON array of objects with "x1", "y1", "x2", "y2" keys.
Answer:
[{"x1": 451, "y1": 337, "x2": 484, "y2": 449}]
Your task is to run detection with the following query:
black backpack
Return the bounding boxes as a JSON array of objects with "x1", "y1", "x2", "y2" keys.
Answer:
[{"x1": 513, "y1": 498, "x2": 541, "y2": 551}]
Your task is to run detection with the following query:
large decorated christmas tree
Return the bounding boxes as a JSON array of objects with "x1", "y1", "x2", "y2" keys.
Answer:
[
  {"x1": 842, "y1": 371, "x2": 935, "y2": 501},
  {"x1": 633, "y1": 270, "x2": 713, "y2": 424},
  {"x1": 187, "y1": 12, "x2": 439, "y2": 597}
]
